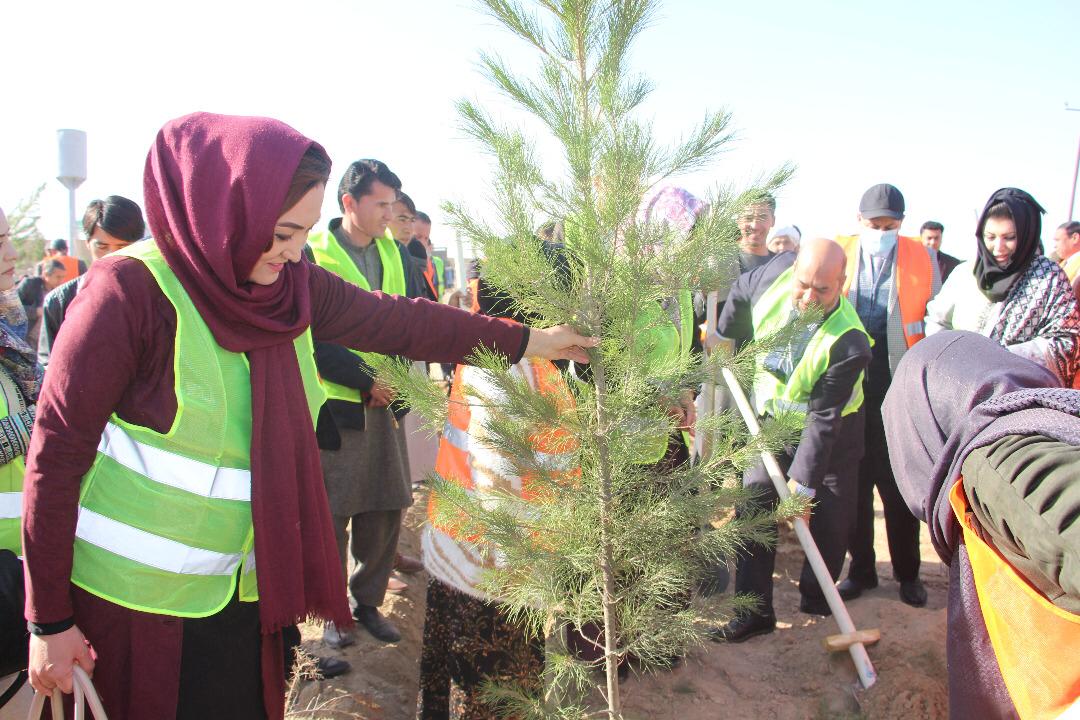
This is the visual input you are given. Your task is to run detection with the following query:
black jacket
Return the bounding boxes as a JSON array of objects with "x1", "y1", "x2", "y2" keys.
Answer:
[
  {"x1": 937, "y1": 251, "x2": 961, "y2": 283},
  {"x1": 718, "y1": 252, "x2": 872, "y2": 490},
  {"x1": 37, "y1": 276, "x2": 82, "y2": 367}
]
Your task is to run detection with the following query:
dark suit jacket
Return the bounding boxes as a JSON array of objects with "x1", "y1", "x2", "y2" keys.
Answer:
[
  {"x1": 717, "y1": 252, "x2": 872, "y2": 489},
  {"x1": 937, "y1": 251, "x2": 961, "y2": 282}
]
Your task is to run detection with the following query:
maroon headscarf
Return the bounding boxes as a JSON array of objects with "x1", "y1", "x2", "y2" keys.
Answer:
[{"x1": 143, "y1": 113, "x2": 349, "y2": 715}]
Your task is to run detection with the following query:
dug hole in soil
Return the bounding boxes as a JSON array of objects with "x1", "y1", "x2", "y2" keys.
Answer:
[{"x1": 295, "y1": 423, "x2": 949, "y2": 720}]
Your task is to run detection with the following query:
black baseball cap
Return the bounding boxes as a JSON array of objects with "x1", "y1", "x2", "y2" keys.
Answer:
[{"x1": 858, "y1": 184, "x2": 905, "y2": 220}]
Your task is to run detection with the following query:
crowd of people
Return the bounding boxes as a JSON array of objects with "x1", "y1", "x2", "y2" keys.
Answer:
[{"x1": 0, "y1": 110, "x2": 1076, "y2": 720}]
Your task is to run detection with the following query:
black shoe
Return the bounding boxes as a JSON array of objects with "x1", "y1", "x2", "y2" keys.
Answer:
[
  {"x1": 315, "y1": 656, "x2": 351, "y2": 679},
  {"x1": 899, "y1": 579, "x2": 927, "y2": 607},
  {"x1": 709, "y1": 613, "x2": 776, "y2": 643},
  {"x1": 799, "y1": 595, "x2": 832, "y2": 617},
  {"x1": 353, "y1": 605, "x2": 402, "y2": 643},
  {"x1": 837, "y1": 576, "x2": 878, "y2": 601}
]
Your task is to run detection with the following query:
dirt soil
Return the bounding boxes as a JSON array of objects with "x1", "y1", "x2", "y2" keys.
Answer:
[{"x1": 293, "y1": 424, "x2": 949, "y2": 720}]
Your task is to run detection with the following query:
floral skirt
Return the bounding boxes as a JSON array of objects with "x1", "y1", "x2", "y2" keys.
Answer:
[{"x1": 416, "y1": 578, "x2": 543, "y2": 720}]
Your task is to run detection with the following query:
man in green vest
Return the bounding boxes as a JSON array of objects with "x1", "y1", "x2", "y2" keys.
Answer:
[
  {"x1": 306, "y1": 159, "x2": 421, "y2": 646},
  {"x1": 389, "y1": 192, "x2": 432, "y2": 301},
  {"x1": 412, "y1": 211, "x2": 444, "y2": 298},
  {"x1": 711, "y1": 237, "x2": 872, "y2": 642}
]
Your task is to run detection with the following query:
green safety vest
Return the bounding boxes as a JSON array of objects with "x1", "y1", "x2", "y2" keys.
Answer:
[
  {"x1": 307, "y1": 227, "x2": 407, "y2": 404},
  {"x1": 70, "y1": 241, "x2": 326, "y2": 618},
  {"x1": 432, "y1": 255, "x2": 445, "y2": 297},
  {"x1": 0, "y1": 388, "x2": 25, "y2": 555},
  {"x1": 633, "y1": 289, "x2": 695, "y2": 464},
  {"x1": 750, "y1": 266, "x2": 867, "y2": 422}
]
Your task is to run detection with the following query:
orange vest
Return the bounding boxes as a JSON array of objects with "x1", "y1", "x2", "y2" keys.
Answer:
[
  {"x1": 422, "y1": 258, "x2": 438, "y2": 299},
  {"x1": 836, "y1": 234, "x2": 933, "y2": 347},
  {"x1": 54, "y1": 254, "x2": 82, "y2": 285},
  {"x1": 949, "y1": 479, "x2": 1080, "y2": 719},
  {"x1": 430, "y1": 359, "x2": 578, "y2": 538}
]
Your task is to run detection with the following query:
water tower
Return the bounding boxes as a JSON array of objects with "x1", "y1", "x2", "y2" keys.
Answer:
[{"x1": 56, "y1": 129, "x2": 90, "y2": 264}]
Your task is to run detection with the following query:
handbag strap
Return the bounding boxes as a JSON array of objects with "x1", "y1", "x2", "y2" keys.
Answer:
[
  {"x1": 0, "y1": 670, "x2": 27, "y2": 709},
  {"x1": 25, "y1": 666, "x2": 108, "y2": 720}
]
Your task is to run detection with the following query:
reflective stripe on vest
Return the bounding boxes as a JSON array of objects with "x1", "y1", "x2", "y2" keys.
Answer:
[
  {"x1": 442, "y1": 420, "x2": 469, "y2": 454},
  {"x1": 0, "y1": 491, "x2": 21, "y2": 556},
  {"x1": 70, "y1": 240, "x2": 324, "y2": 618},
  {"x1": 836, "y1": 234, "x2": 932, "y2": 349},
  {"x1": 750, "y1": 265, "x2": 868, "y2": 422},
  {"x1": 76, "y1": 508, "x2": 243, "y2": 576},
  {"x1": 949, "y1": 479, "x2": 1080, "y2": 720},
  {"x1": 98, "y1": 422, "x2": 250, "y2": 501},
  {"x1": 430, "y1": 359, "x2": 577, "y2": 535},
  {"x1": 307, "y1": 227, "x2": 408, "y2": 403},
  {"x1": 0, "y1": 383, "x2": 25, "y2": 555}
]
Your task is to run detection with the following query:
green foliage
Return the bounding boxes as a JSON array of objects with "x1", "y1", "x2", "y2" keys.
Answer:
[
  {"x1": 7, "y1": 184, "x2": 47, "y2": 275},
  {"x1": 374, "y1": 2, "x2": 808, "y2": 718}
]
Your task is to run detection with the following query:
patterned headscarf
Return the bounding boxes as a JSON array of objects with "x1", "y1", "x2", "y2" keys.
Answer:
[{"x1": 0, "y1": 290, "x2": 41, "y2": 403}]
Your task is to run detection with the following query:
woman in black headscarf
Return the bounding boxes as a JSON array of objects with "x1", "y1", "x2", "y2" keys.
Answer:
[
  {"x1": 924, "y1": 187, "x2": 1080, "y2": 384},
  {"x1": 882, "y1": 331, "x2": 1079, "y2": 719}
]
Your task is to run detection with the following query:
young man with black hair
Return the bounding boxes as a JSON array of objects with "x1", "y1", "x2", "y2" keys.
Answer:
[
  {"x1": 389, "y1": 192, "x2": 433, "y2": 301},
  {"x1": 305, "y1": 159, "x2": 421, "y2": 645},
  {"x1": 919, "y1": 220, "x2": 960, "y2": 281},
  {"x1": 408, "y1": 210, "x2": 445, "y2": 302}
]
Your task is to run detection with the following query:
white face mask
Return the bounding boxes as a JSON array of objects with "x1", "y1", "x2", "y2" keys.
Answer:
[{"x1": 861, "y1": 228, "x2": 899, "y2": 255}]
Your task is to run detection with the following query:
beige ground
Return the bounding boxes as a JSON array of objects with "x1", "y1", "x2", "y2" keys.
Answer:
[{"x1": 292, "y1": 483, "x2": 950, "y2": 720}]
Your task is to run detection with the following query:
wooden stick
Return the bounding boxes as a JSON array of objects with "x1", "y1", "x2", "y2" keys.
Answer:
[
  {"x1": 824, "y1": 628, "x2": 881, "y2": 652},
  {"x1": 720, "y1": 367, "x2": 878, "y2": 689}
]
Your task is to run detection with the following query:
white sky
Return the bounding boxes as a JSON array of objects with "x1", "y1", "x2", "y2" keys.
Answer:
[{"x1": 3, "y1": 0, "x2": 1079, "y2": 264}]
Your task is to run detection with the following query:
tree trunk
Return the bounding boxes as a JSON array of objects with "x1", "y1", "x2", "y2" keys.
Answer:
[{"x1": 589, "y1": 356, "x2": 622, "y2": 720}]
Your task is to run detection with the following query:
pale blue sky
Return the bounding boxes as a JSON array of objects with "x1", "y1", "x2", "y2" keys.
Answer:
[{"x1": 3, "y1": 0, "x2": 1078, "y2": 263}]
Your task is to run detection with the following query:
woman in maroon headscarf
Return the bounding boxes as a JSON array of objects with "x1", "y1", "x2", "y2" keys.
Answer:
[{"x1": 20, "y1": 112, "x2": 594, "y2": 720}]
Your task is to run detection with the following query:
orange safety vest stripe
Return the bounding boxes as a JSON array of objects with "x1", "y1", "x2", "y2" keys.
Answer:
[
  {"x1": 422, "y1": 258, "x2": 438, "y2": 299},
  {"x1": 430, "y1": 359, "x2": 577, "y2": 534},
  {"x1": 835, "y1": 234, "x2": 932, "y2": 348},
  {"x1": 949, "y1": 479, "x2": 1080, "y2": 719}
]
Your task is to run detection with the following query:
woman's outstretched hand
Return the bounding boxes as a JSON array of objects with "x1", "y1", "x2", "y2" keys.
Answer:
[
  {"x1": 524, "y1": 325, "x2": 599, "y2": 364},
  {"x1": 28, "y1": 625, "x2": 95, "y2": 695}
]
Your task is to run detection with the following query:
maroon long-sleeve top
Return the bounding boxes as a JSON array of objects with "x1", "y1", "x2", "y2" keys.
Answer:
[{"x1": 21, "y1": 256, "x2": 526, "y2": 623}]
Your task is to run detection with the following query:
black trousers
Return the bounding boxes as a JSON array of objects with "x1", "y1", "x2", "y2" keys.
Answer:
[
  {"x1": 176, "y1": 591, "x2": 264, "y2": 720},
  {"x1": 846, "y1": 378, "x2": 921, "y2": 584},
  {"x1": 733, "y1": 412, "x2": 862, "y2": 616}
]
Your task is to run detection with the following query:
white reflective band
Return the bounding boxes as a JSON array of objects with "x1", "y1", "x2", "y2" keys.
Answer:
[
  {"x1": 443, "y1": 422, "x2": 470, "y2": 453},
  {"x1": 75, "y1": 508, "x2": 242, "y2": 576},
  {"x1": 98, "y1": 423, "x2": 251, "y2": 502},
  {"x1": 244, "y1": 550, "x2": 256, "y2": 574},
  {"x1": 534, "y1": 451, "x2": 573, "y2": 472},
  {"x1": 770, "y1": 399, "x2": 808, "y2": 414},
  {"x1": 905, "y1": 321, "x2": 925, "y2": 336},
  {"x1": 0, "y1": 492, "x2": 21, "y2": 519}
]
